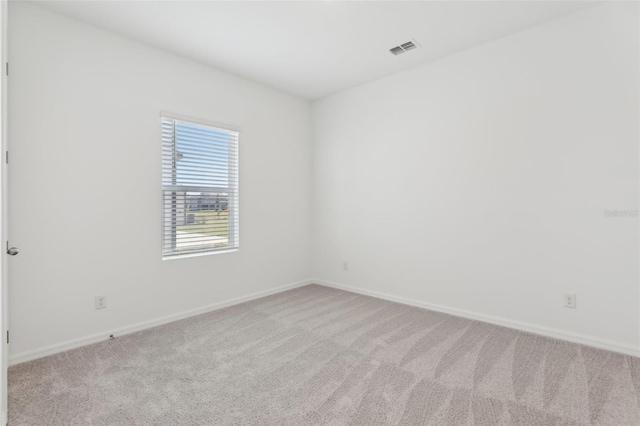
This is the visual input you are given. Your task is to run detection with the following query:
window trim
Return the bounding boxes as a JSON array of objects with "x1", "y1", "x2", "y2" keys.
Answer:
[{"x1": 160, "y1": 112, "x2": 240, "y2": 260}]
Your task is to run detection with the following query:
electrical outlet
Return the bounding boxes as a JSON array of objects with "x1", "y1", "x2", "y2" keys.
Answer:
[
  {"x1": 95, "y1": 295, "x2": 107, "y2": 310},
  {"x1": 343, "y1": 261, "x2": 349, "y2": 271},
  {"x1": 564, "y1": 293, "x2": 576, "y2": 309}
]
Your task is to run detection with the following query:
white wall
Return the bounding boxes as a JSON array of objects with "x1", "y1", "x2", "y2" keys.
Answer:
[
  {"x1": 312, "y1": 3, "x2": 640, "y2": 353},
  {"x1": 8, "y1": 2, "x2": 312, "y2": 360}
]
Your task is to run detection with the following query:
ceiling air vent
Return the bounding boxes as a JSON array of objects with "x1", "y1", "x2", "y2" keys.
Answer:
[
  {"x1": 389, "y1": 46, "x2": 404, "y2": 56},
  {"x1": 389, "y1": 40, "x2": 419, "y2": 56}
]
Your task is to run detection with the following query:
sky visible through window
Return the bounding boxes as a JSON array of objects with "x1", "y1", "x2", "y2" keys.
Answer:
[{"x1": 174, "y1": 121, "x2": 230, "y2": 188}]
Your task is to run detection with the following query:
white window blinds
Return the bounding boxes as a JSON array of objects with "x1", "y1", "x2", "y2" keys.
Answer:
[{"x1": 162, "y1": 116, "x2": 239, "y2": 258}]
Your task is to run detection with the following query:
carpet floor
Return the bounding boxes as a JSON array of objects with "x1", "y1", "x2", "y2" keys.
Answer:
[{"x1": 8, "y1": 284, "x2": 640, "y2": 425}]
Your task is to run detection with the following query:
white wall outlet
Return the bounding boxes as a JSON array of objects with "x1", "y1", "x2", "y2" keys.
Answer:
[
  {"x1": 564, "y1": 293, "x2": 576, "y2": 309},
  {"x1": 343, "y1": 261, "x2": 349, "y2": 271},
  {"x1": 95, "y1": 295, "x2": 107, "y2": 310}
]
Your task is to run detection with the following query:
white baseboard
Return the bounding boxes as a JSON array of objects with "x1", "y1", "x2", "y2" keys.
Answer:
[
  {"x1": 314, "y1": 279, "x2": 640, "y2": 357},
  {"x1": 11, "y1": 278, "x2": 638, "y2": 365},
  {"x1": 9, "y1": 279, "x2": 313, "y2": 366}
]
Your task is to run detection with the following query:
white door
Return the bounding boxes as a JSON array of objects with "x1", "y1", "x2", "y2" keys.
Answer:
[{"x1": 1, "y1": 0, "x2": 9, "y2": 423}]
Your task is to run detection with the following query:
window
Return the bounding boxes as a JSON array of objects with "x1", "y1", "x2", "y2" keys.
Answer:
[{"x1": 162, "y1": 116, "x2": 239, "y2": 258}]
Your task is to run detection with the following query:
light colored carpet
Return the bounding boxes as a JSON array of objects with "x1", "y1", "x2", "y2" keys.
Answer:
[{"x1": 8, "y1": 284, "x2": 640, "y2": 425}]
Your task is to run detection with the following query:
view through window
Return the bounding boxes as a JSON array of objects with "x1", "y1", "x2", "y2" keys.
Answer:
[{"x1": 161, "y1": 117, "x2": 239, "y2": 258}]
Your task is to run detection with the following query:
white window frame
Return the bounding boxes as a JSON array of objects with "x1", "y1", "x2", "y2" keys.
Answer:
[{"x1": 161, "y1": 113, "x2": 239, "y2": 259}]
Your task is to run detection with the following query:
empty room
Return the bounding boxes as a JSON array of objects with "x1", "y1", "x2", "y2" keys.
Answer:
[{"x1": 0, "y1": 0, "x2": 638, "y2": 425}]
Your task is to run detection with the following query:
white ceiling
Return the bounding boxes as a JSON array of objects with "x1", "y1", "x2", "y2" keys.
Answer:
[{"x1": 31, "y1": 1, "x2": 595, "y2": 100}]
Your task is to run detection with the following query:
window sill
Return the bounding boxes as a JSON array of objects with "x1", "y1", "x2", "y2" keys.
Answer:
[{"x1": 162, "y1": 248, "x2": 238, "y2": 261}]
